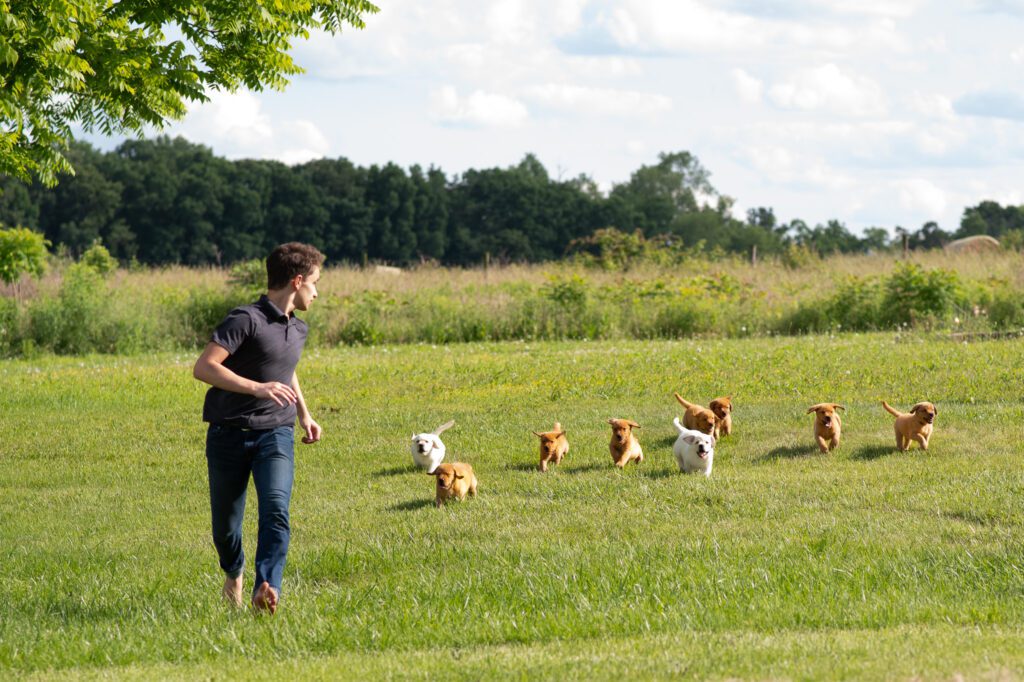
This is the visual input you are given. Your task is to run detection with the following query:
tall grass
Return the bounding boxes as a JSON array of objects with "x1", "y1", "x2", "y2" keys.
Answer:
[{"x1": 2, "y1": 250, "x2": 1024, "y2": 357}]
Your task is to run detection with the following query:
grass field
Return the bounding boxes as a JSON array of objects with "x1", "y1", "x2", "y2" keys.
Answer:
[{"x1": 2, "y1": 333, "x2": 1024, "y2": 680}]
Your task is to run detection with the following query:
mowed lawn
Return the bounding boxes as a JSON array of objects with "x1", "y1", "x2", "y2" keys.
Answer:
[{"x1": 2, "y1": 334, "x2": 1023, "y2": 680}]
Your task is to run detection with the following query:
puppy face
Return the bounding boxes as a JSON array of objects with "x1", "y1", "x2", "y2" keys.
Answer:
[
  {"x1": 683, "y1": 432, "x2": 715, "y2": 459},
  {"x1": 807, "y1": 403, "x2": 844, "y2": 428},
  {"x1": 411, "y1": 434, "x2": 436, "y2": 455},
  {"x1": 910, "y1": 402, "x2": 937, "y2": 424},
  {"x1": 607, "y1": 419, "x2": 639, "y2": 446},
  {"x1": 429, "y1": 463, "x2": 463, "y2": 490},
  {"x1": 534, "y1": 431, "x2": 566, "y2": 458},
  {"x1": 692, "y1": 409, "x2": 717, "y2": 434},
  {"x1": 709, "y1": 396, "x2": 732, "y2": 421}
]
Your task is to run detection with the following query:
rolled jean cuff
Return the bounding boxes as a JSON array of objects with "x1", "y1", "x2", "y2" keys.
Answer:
[{"x1": 225, "y1": 567, "x2": 243, "y2": 580}]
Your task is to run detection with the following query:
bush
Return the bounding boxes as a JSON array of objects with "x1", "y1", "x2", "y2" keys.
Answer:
[
  {"x1": 881, "y1": 262, "x2": 965, "y2": 327},
  {"x1": 80, "y1": 240, "x2": 118, "y2": 276}
]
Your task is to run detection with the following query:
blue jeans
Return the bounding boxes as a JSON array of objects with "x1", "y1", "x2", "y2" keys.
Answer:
[{"x1": 206, "y1": 424, "x2": 294, "y2": 597}]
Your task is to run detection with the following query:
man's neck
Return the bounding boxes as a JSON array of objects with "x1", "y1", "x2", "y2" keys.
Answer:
[{"x1": 265, "y1": 289, "x2": 295, "y2": 317}]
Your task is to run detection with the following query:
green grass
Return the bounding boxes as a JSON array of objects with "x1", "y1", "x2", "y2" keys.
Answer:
[{"x1": 2, "y1": 334, "x2": 1024, "y2": 680}]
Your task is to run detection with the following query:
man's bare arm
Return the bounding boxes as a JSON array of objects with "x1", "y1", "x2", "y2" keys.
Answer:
[{"x1": 193, "y1": 342, "x2": 297, "y2": 407}]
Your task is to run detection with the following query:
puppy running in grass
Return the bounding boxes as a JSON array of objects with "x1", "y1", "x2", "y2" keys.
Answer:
[
  {"x1": 533, "y1": 422, "x2": 568, "y2": 472},
  {"x1": 807, "y1": 403, "x2": 844, "y2": 452},
  {"x1": 708, "y1": 396, "x2": 733, "y2": 439},
  {"x1": 607, "y1": 419, "x2": 643, "y2": 468},
  {"x1": 882, "y1": 401, "x2": 936, "y2": 451},
  {"x1": 410, "y1": 420, "x2": 455, "y2": 473},
  {"x1": 673, "y1": 393, "x2": 717, "y2": 436},
  {"x1": 672, "y1": 417, "x2": 715, "y2": 477},
  {"x1": 430, "y1": 462, "x2": 478, "y2": 507}
]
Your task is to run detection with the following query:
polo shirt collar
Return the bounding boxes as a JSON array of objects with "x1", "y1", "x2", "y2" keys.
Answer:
[{"x1": 257, "y1": 294, "x2": 291, "y2": 322}]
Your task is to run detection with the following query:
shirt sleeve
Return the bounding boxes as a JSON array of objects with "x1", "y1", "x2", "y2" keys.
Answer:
[{"x1": 210, "y1": 308, "x2": 256, "y2": 355}]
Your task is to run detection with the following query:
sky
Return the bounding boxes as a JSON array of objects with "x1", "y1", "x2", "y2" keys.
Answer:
[{"x1": 84, "y1": 0, "x2": 1024, "y2": 234}]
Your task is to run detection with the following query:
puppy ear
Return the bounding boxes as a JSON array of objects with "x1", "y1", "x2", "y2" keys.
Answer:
[
  {"x1": 454, "y1": 473, "x2": 464, "y2": 480},
  {"x1": 607, "y1": 418, "x2": 616, "y2": 426},
  {"x1": 555, "y1": 431, "x2": 566, "y2": 439},
  {"x1": 806, "y1": 405, "x2": 819, "y2": 414},
  {"x1": 533, "y1": 431, "x2": 544, "y2": 438},
  {"x1": 427, "y1": 468, "x2": 439, "y2": 476},
  {"x1": 682, "y1": 435, "x2": 699, "y2": 445},
  {"x1": 834, "y1": 404, "x2": 846, "y2": 411},
  {"x1": 627, "y1": 420, "x2": 640, "y2": 429}
]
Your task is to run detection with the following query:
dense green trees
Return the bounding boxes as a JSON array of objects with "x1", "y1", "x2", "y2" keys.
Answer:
[
  {"x1": 1, "y1": 136, "x2": 1017, "y2": 267},
  {"x1": 0, "y1": 0, "x2": 379, "y2": 186}
]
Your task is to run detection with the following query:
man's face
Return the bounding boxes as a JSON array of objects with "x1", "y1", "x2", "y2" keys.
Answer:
[{"x1": 294, "y1": 266, "x2": 320, "y2": 311}]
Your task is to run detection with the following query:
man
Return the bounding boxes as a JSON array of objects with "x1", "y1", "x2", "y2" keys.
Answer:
[{"x1": 193, "y1": 242, "x2": 324, "y2": 614}]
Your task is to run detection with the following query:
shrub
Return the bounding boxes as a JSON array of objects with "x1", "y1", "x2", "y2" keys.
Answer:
[
  {"x1": 881, "y1": 262, "x2": 965, "y2": 327},
  {"x1": 80, "y1": 240, "x2": 118, "y2": 276}
]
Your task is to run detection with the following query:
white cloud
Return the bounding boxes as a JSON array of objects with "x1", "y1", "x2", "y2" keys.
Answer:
[
  {"x1": 768, "y1": 63, "x2": 886, "y2": 116},
  {"x1": 430, "y1": 86, "x2": 529, "y2": 127},
  {"x1": 895, "y1": 178, "x2": 947, "y2": 219},
  {"x1": 908, "y1": 92, "x2": 956, "y2": 121},
  {"x1": 173, "y1": 91, "x2": 330, "y2": 164},
  {"x1": 745, "y1": 144, "x2": 853, "y2": 189},
  {"x1": 524, "y1": 84, "x2": 671, "y2": 116},
  {"x1": 1012, "y1": 45, "x2": 1024, "y2": 63},
  {"x1": 732, "y1": 68, "x2": 764, "y2": 104}
]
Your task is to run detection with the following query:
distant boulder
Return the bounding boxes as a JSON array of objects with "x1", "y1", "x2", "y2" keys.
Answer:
[{"x1": 943, "y1": 235, "x2": 1000, "y2": 253}]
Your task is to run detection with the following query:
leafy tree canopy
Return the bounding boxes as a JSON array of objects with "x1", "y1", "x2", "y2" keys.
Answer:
[{"x1": 0, "y1": 0, "x2": 379, "y2": 186}]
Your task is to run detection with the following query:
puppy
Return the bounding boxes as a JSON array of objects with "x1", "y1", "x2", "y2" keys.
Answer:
[
  {"x1": 607, "y1": 419, "x2": 643, "y2": 468},
  {"x1": 882, "y1": 401, "x2": 936, "y2": 451},
  {"x1": 807, "y1": 403, "x2": 844, "y2": 452},
  {"x1": 708, "y1": 396, "x2": 733, "y2": 439},
  {"x1": 672, "y1": 417, "x2": 715, "y2": 477},
  {"x1": 429, "y1": 462, "x2": 478, "y2": 507},
  {"x1": 674, "y1": 393, "x2": 717, "y2": 436},
  {"x1": 533, "y1": 422, "x2": 569, "y2": 472},
  {"x1": 409, "y1": 420, "x2": 454, "y2": 473}
]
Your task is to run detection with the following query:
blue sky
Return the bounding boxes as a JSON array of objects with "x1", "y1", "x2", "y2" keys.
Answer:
[{"x1": 86, "y1": 0, "x2": 1024, "y2": 234}]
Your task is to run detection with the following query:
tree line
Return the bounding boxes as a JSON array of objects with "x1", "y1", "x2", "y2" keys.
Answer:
[{"x1": 1, "y1": 136, "x2": 1021, "y2": 267}]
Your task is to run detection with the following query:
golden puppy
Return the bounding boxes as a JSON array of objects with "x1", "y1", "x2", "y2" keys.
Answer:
[
  {"x1": 533, "y1": 422, "x2": 569, "y2": 472},
  {"x1": 708, "y1": 396, "x2": 733, "y2": 439},
  {"x1": 807, "y1": 403, "x2": 844, "y2": 452},
  {"x1": 607, "y1": 419, "x2": 643, "y2": 468},
  {"x1": 429, "y1": 462, "x2": 478, "y2": 507},
  {"x1": 674, "y1": 393, "x2": 717, "y2": 436},
  {"x1": 882, "y1": 401, "x2": 936, "y2": 451}
]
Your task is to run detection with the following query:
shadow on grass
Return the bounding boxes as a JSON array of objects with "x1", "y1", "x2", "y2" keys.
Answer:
[
  {"x1": 374, "y1": 465, "x2": 414, "y2": 478},
  {"x1": 390, "y1": 498, "x2": 434, "y2": 512},
  {"x1": 640, "y1": 466, "x2": 681, "y2": 479},
  {"x1": 852, "y1": 444, "x2": 899, "y2": 461},
  {"x1": 653, "y1": 435, "x2": 678, "y2": 449},
  {"x1": 756, "y1": 444, "x2": 820, "y2": 463},
  {"x1": 562, "y1": 462, "x2": 611, "y2": 475},
  {"x1": 504, "y1": 462, "x2": 540, "y2": 472}
]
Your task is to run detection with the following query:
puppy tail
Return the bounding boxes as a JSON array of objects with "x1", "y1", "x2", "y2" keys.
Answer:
[
  {"x1": 433, "y1": 420, "x2": 456, "y2": 436},
  {"x1": 672, "y1": 417, "x2": 686, "y2": 435},
  {"x1": 673, "y1": 392, "x2": 693, "y2": 409},
  {"x1": 553, "y1": 422, "x2": 562, "y2": 432},
  {"x1": 881, "y1": 401, "x2": 903, "y2": 418}
]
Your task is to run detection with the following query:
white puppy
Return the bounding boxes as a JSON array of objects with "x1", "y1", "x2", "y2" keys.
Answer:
[
  {"x1": 672, "y1": 417, "x2": 715, "y2": 477},
  {"x1": 409, "y1": 420, "x2": 455, "y2": 473}
]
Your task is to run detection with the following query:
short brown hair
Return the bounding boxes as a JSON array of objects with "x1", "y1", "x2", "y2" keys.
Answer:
[{"x1": 267, "y1": 242, "x2": 325, "y2": 290}]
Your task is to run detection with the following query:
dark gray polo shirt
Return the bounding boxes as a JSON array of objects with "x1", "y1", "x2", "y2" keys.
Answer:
[{"x1": 202, "y1": 295, "x2": 308, "y2": 428}]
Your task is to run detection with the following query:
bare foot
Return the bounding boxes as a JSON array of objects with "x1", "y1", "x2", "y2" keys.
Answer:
[
  {"x1": 252, "y1": 581, "x2": 279, "y2": 615},
  {"x1": 221, "y1": 575, "x2": 244, "y2": 608}
]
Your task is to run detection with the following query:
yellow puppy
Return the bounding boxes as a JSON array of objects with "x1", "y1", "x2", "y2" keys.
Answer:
[
  {"x1": 533, "y1": 422, "x2": 569, "y2": 472},
  {"x1": 708, "y1": 396, "x2": 733, "y2": 439},
  {"x1": 607, "y1": 419, "x2": 643, "y2": 468},
  {"x1": 429, "y1": 462, "x2": 478, "y2": 507},
  {"x1": 673, "y1": 393, "x2": 717, "y2": 436},
  {"x1": 807, "y1": 403, "x2": 844, "y2": 452},
  {"x1": 882, "y1": 401, "x2": 936, "y2": 451}
]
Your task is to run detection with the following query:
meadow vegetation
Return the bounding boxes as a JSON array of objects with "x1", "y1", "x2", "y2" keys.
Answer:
[
  {"x1": 1, "y1": 335, "x2": 1023, "y2": 679},
  {"x1": 2, "y1": 249, "x2": 1024, "y2": 357}
]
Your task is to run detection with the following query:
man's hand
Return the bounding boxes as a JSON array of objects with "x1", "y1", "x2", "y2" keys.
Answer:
[
  {"x1": 254, "y1": 382, "x2": 297, "y2": 407},
  {"x1": 300, "y1": 417, "x2": 322, "y2": 444}
]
